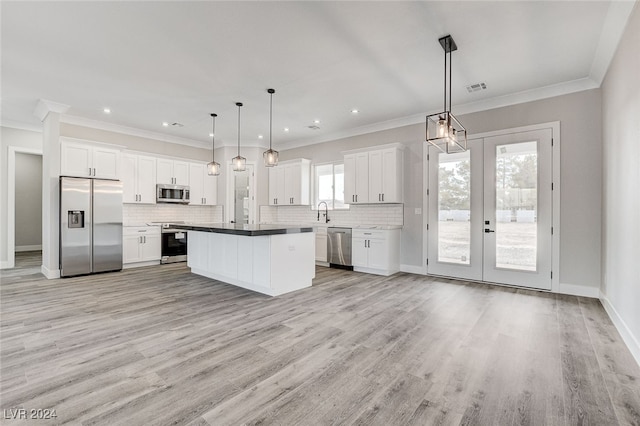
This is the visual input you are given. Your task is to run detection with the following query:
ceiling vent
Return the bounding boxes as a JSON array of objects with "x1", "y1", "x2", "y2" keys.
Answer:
[
  {"x1": 466, "y1": 82, "x2": 487, "y2": 93},
  {"x1": 307, "y1": 125, "x2": 320, "y2": 130},
  {"x1": 171, "y1": 122, "x2": 184, "y2": 127}
]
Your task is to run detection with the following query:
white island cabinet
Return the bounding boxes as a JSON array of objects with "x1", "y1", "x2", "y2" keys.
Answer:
[{"x1": 181, "y1": 224, "x2": 315, "y2": 296}]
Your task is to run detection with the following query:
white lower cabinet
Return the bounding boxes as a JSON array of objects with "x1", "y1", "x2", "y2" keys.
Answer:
[
  {"x1": 352, "y1": 229, "x2": 400, "y2": 276},
  {"x1": 315, "y1": 227, "x2": 328, "y2": 263},
  {"x1": 123, "y1": 226, "x2": 161, "y2": 267}
]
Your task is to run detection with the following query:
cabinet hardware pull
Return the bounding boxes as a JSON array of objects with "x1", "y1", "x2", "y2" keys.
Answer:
[{"x1": 382, "y1": 193, "x2": 384, "y2": 202}]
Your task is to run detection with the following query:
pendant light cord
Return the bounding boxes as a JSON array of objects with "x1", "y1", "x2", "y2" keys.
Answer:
[
  {"x1": 269, "y1": 92, "x2": 273, "y2": 150},
  {"x1": 211, "y1": 113, "x2": 216, "y2": 162},
  {"x1": 449, "y1": 47, "x2": 452, "y2": 113},
  {"x1": 444, "y1": 44, "x2": 447, "y2": 113},
  {"x1": 236, "y1": 103, "x2": 242, "y2": 156}
]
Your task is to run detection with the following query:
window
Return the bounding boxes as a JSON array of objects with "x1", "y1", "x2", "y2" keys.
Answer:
[{"x1": 314, "y1": 163, "x2": 346, "y2": 209}]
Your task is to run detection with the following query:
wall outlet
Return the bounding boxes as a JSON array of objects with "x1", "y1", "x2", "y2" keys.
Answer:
[{"x1": 415, "y1": 208, "x2": 422, "y2": 215}]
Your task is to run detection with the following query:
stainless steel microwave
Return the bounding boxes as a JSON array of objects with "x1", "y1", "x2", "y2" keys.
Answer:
[{"x1": 156, "y1": 184, "x2": 190, "y2": 204}]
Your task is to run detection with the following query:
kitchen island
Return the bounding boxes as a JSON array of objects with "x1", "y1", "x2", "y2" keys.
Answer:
[{"x1": 170, "y1": 223, "x2": 315, "y2": 296}]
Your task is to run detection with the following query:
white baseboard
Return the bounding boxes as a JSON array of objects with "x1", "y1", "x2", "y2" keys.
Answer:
[
  {"x1": 0, "y1": 260, "x2": 14, "y2": 269},
  {"x1": 600, "y1": 291, "x2": 640, "y2": 368},
  {"x1": 315, "y1": 261, "x2": 330, "y2": 267},
  {"x1": 400, "y1": 264, "x2": 425, "y2": 275},
  {"x1": 15, "y1": 245, "x2": 42, "y2": 252},
  {"x1": 41, "y1": 265, "x2": 60, "y2": 279},
  {"x1": 558, "y1": 282, "x2": 600, "y2": 298}
]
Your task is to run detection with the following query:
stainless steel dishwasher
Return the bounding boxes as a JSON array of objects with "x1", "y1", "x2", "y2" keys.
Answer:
[{"x1": 327, "y1": 227, "x2": 353, "y2": 270}]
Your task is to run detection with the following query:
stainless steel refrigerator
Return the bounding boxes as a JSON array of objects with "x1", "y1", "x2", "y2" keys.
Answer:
[{"x1": 60, "y1": 177, "x2": 123, "y2": 277}]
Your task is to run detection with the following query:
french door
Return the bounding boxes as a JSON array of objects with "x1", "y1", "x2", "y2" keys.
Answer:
[{"x1": 427, "y1": 129, "x2": 553, "y2": 290}]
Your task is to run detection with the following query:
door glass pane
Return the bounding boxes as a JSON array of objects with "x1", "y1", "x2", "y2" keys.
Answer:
[
  {"x1": 438, "y1": 151, "x2": 471, "y2": 264},
  {"x1": 234, "y1": 170, "x2": 250, "y2": 224},
  {"x1": 495, "y1": 142, "x2": 537, "y2": 271}
]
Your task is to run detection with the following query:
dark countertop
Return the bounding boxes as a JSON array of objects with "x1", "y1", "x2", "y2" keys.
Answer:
[{"x1": 169, "y1": 223, "x2": 314, "y2": 237}]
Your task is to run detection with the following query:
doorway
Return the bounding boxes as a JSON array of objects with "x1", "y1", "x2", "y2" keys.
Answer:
[
  {"x1": 426, "y1": 126, "x2": 556, "y2": 291},
  {"x1": 226, "y1": 163, "x2": 256, "y2": 225},
  {"x1": 6, "y1": 147, "x2": 43, "y2": 269}
]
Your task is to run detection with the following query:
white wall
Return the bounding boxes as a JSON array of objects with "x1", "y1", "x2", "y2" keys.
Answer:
[
  {"x1": 0, "y1": 126, "x2": 43, "y2": 267},
  {"x1": 14, "y1": 153, "x2": 43, "y2": 249},
  {"x1": 600, "y1": 3, "x2": 640, "y2": 363},
  {"x1": 281, "y1": 89, "x2": 603, "y2": 293},
  {"x1": 461, "y1": 89, "x2": 603, "y2": 292}
]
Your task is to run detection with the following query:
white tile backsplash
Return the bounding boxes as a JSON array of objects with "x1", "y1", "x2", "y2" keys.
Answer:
[
  {"x1": 123, "y1": 204, "x2": 223, "y2": 226},
  {"x1": 260, "y1": 204, "x2": 403, "y2": 227}
]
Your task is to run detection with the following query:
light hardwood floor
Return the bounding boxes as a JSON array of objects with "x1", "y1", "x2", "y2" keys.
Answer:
[{"x1": 1, "y1": 262, "x2": 639, "y2": 425}]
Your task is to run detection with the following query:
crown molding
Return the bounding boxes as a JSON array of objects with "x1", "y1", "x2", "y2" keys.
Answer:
[
  {"x1": 278, "y1": 77, "x2": 599, "y2": 151},
  {"x1": 589, "y1": 0, "x2": 637, "y2": 85},
  {"x1": 33, "y1": 99, "x2": 70, "y2": 122},
  {"x1": 60, "y1": 114, "x2": 270, "y2": 150},
  {"x1": 0, "y1": 119, "x2": 43, "y2": 133},
  {"x1": 61, "y1": 114, "x2": 210, "y2": 149}
]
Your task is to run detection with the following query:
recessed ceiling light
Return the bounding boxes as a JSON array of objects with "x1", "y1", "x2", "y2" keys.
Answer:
[
  {"x1": 103, "y1": 107, "x2": 111, "y2": 114},
  {"x1": 258, "y1": 135, "x2": 264, "y2": 139},
  {"x1": 351, "y1": 109, "x2": 359, "y2": 114},
  {"x1": 209, "y1": 133, "x2": 214, "y2": 137},
  {"x1": 284, "y1": 127, "x2": 290, "y2": 132},
  {"x1": 314, "y1": 119, "x2": 321, "y2": 124},
  {"x1": 162, "y1": 122, "x2": 169, "y2": 127}
]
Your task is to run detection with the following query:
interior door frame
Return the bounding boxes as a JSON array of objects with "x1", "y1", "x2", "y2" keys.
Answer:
[
  {"x1": 423, "y1": 121, "x2": 560, "y2": 293},
  {"x1": 4, "y1": 146, "x2": 43, "y2": 269}
]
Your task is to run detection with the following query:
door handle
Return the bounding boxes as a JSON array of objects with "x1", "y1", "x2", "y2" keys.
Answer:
[{"x1": 484, "y1": 229, "x2": 495, "y2": 233}]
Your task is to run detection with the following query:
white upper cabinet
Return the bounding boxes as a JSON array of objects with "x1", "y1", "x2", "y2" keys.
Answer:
[
  {"x1": 61, "y1": 140, "x2": 120, "y2": 180},
  {"x1": 344, "y1": 144, "x2": 403, "y2": 204},
  {"x1": 268, "y1": 159, "x2": 310, "y2": 206},
  {"x1": 189, "y1": 162, "x2": 217, "y2": 205},
  {"x1": 157, "y1": 159, "x2": 189, "y2": 185},
  {"x1": 344, "y1": 152, "x2": 369, "y2": 204},
  {"x1": 122, "y1": 153, "x2": 156, "y2": 204},
  {"x1": 368, "y1": 147, "x2": 402, "y2": 203}
]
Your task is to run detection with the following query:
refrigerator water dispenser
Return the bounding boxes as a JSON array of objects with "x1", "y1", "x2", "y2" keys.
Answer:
[{"x1": 68, "y1": 211, "x2": 85, "y2": 228}]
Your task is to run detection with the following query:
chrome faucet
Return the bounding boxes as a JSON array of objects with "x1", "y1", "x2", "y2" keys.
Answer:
[{"x1": 317, "y1": 201, "x2": 330, "y2": 223}]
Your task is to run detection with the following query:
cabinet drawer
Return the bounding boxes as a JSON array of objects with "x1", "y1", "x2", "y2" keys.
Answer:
[
  {"x1": 123, "y1": 226, "x2": 161, "y2": 236},
  {"x1": 352, "y1": 229, "x2": 387, "y2": 240}
]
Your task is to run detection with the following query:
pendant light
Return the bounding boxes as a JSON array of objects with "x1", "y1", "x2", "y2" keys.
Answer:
[
  {"x1": 232, "y1": 102, "x2": 246, "y2": 172},
  {"x1": 426, "y1": 35, "x2": 467, "y2": 153},
  {"x1": 207, "y1": 113, "x2": 221, "y2": 176},
  {"x1": 263, "y1": 88, "x2": 279, "y2": 167}
]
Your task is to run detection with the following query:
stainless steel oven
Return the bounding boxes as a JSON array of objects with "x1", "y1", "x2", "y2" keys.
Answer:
[{"x1": 160, "y1": 224, "x2": 187, "y2": 264}]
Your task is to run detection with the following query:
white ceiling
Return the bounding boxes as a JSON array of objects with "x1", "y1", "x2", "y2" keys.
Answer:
[{"x1": 1, "y1": 1, "x2": 635, "y2": 150}]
